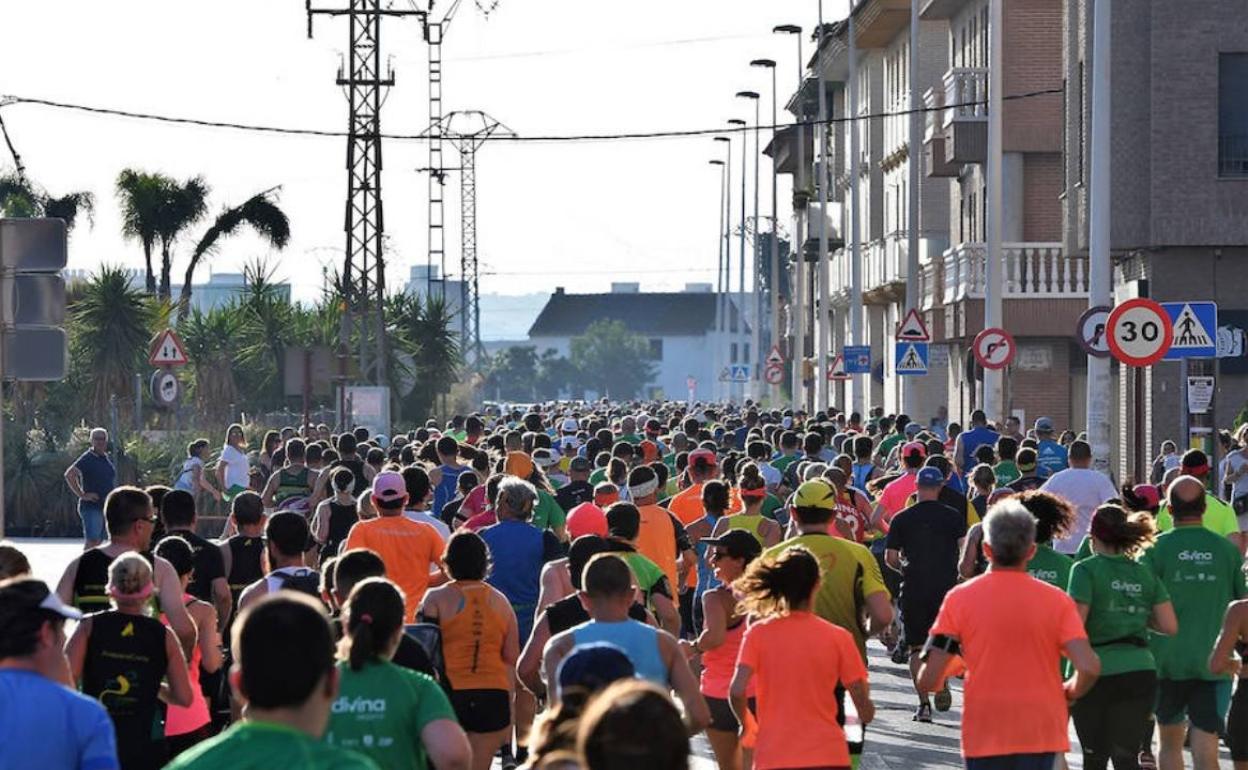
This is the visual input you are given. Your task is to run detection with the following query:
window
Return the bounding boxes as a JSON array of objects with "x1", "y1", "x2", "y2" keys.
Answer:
[
  {"x1": 1219, "y1": 53, "x2": 1248, "y2": 177},
  {"x1": 648, "y1": 338, "x2": 664, "y2": 360}
]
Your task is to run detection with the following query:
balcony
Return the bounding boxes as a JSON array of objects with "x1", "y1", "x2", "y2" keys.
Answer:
[
  {"x1": 939, "y1": 243, "x2": 1088, "y2": 304},
  {"x1": 864, "y1": 236, "x2": 908, "y2": 296},
  {"x1": 923, "y1": 86, "x2": 959, "y2": 177},
  {"x1": 942, "y1": 68, "x2": 988, "y2": 166},
  {"x1": 919, "y1": 257, "x2": 943, "y2": 311}
]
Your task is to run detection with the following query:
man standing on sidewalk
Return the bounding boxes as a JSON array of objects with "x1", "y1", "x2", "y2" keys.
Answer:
[{"x1": 64, "y1": 428, "x2": 116, "y2": 549}]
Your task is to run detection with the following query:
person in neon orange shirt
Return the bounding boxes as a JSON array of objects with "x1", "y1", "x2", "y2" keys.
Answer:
[
  {"x1": 628, "y1": 466, "x2": 695, "y2": 609},
  {"x1": 918, "y1": 499, "x2": 1102, "y2": 770},
  {"x1": 729, "y1": 546, "x2": 875, "y2": 770}
]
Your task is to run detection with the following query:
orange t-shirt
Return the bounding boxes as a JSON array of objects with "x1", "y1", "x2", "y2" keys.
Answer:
[
  {"x1": 635, "y1": 504, "x2": 680, "y2": 605},
  {"x1": 343, "y1": 514, "x2": 444, "y2": 622},
  {"x1": 666, "y1": 484, "x2": 744, "y2": 588},
  {"x1": 738, "y1": 612, "x2": 867, "y2": 770},
  {"x1": 929, "y1": 570, "x2": 1087, "y2": 759}
]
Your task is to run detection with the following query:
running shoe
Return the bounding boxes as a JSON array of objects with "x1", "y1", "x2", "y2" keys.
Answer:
[
  {"x1": 933, "y1": 684, "x2": 953, "y2": 712},
  {"x1": 913, "y1": 703, "x2": 933, "y2": 723},
  {"x1": 890, "y1": 642, "x2": 909, "y2": 664}
]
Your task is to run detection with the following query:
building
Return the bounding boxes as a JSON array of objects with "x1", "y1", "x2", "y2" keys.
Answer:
[
  {"x1": 527, "y1": 283, "x2": 747, "y2": 402},
  {"x1": 1063, "y1": 0, "x2": 1248, "y2": 480},
  {"x1": 62, "y1": 269, "x2": 292, "y2": 312}
]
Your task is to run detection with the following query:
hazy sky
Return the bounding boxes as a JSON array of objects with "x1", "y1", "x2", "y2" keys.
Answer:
[{"x1": 2, "y1": 1, "x2": 846, "y2": 302}]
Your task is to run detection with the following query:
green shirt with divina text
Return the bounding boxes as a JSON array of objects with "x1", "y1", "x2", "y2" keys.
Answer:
[
  {"x1": 167, "y1": 721, "x2": 379, "y2": 770},
  {"x1": 1068, "y1": 553, "x2": 1169, "y2": 676},
  {"x1": 1025, "y1": 544, "x2": 1073, "y2": 591},
  {"x1": 1141, "y1": 525, "x2": 1247, "y2": 681}
]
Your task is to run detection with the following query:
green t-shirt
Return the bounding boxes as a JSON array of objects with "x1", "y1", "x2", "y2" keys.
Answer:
[
  {"x1": 1068, "y1": 553, "x2": 1169, "y2": 676},
  {"x1": 617, "y1": 433, "x2": 642, "y2": 446},
  {"x1": 1155, "y1": 494, "x2": 1240, "y2": 539},
  {"x1": 761, "y1": 493, "x2": 784, "y2": 522},
  {"x1": 772, "y1": 453, "x2": 802, "y2": 473},
  {"x1": 1074, "y1": 536, "x2": 1094, "y2": 562},
  {"x1": 532, "y1": 489, "x2": 567, "y2": 532},
  {"x1": 588, "y1": 467, "x2": 608, "y2": 486},
  {"x1": 1141, "y1": 526, "x2": 1247, "y2": 681},
  {"x1": 1026, "y1": 544, "x2": 1073, "y2": 590},
  {"x1": 168, "y1": 721, "x2": 379, "y2": 770},
  {"x1": 324, "y1": 660, "x2": 458, "y2": 770},
  {"x1": 620, "y1": 551, "x2": 671, "y2": 607},
  {"x1": 878, "y1": 434, "x2": 904, "y2": 459},
  {"x1": 993, "y1": 460, "x2": 1021, "y2": 486}
]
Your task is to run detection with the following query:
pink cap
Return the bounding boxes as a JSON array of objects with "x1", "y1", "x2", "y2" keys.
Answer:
[
  {"x1": 902, "y1": 441, "x2": 927, "y2": 459},
  {"x1": 371, "y1": 471, "x2": 408, "y2": 505},
  {"x1": 688, "y1": 448, "x2": 719, "y2": 468},
  {"x1": 567, "y1": 503, "x2": 608, "y2": 539}
]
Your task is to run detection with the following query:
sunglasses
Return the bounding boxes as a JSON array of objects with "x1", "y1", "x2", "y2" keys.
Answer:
[{"x1": 709, "y1": 550, "x2": 732, "y2": 562}]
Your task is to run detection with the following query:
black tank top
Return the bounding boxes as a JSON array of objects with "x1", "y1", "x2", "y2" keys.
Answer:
[
  {"x1": 322, "y1": 501, "x2": 359, "y2": 559},
  {"x1": 82, "y1": 611, "x2": 168, "y2": 763},
  {"x1": 333, "y1": 458, "x2": 369, "y2": 495},
  {"x1": 227, "y1": 535, "x2": 265, "y2": 607},
  {"x1": 73, "y1": 549, "x2": 155, "y2": 613},
  {"x1": 545, "y1": 594, "x2": 649, "y2": 636}
]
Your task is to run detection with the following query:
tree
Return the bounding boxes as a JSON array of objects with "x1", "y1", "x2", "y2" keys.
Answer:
[
  {"x1": 1, "y1": 169, "x2": 95, "y2": 231},
  {"x1": 68, "y1": 266, "x2": 159, "y2": 423},
  {"x1": 178, "y1": 188, "x2": 291, "y2": 321},
  {"x1": 389, "y1": 293, "x2": 462, "y2": 420},
  {"x1": 116, "y1": 169, "x2": 169, "y2": 294},
  {"x1": 569, "y1": 320, "x2": 656, "y2": 400},
  {"x1": 156, "y1": 176, "x2": 208, "y2": 299},
  {"x1": 535, "y1": 348, "x2": 581, "y2": 400},
  {"x1": 484, "y1": 346, "x2": 538, "y2": 401}
]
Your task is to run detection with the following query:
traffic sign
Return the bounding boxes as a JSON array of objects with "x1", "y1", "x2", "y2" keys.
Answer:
[
  {"x1": 843, "y1": 346, "x2": 872, "y2": 374},
  {"x1": 1, "y1": 218, "x2": 68, "y2": 381},
  {"x1": 896, "y1": 309, "x2": 931, "y2": 342},
  {"x1": 718, "y1": 364, "x2": 750, "y2": 383},
  {"x1": 973, "y1": 328, "x2": 1016, "y2": 370},
  {"x1": 150, "y1": 369, "x2": 181, "y2": 409},
  {"x1": 3, "y1": 328, "x2": 67, "y2": 382},
  {"x1": 827, "y1": 354, "x2": 850, "y2": 381},
  {"x1": 1107, "y1": 299, "x2": 1172, "y2": 367},
  {"x1": 686, "y1": 376, "x2": 697, "y2": 391},
  {"x1": 1076, "y1": 306, "x2": 1112, "y2": 358},
  {"x1": 1161, "y1": 302, "x2": 1217, "y2": 360},
  {"x1": 765, "y1": 344, "x2": 785, "y2": 365},
  {"x1": 149, "y1": 329, "x2": 189, "y2": 367},
  {"x1": 895, "y1": 342, "x2": 929, "y2": 375},
  {"x1": 763, "y1": 362, "x2": 784, "y2": 385}
]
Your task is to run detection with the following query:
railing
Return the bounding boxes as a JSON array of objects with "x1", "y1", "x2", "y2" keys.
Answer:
[
  {"x1": 919, "y1": 255, "x2": 943, "y2": 311},
  {"x1": 923, "y1": 86, "x2": 943, "y2": 142},
  {"x1": 831, "y1": 248, "x2": 851, "y2": 299},
  {"x1": 943, "y1": 67, "x2": 988, "y2": 126},
  {"x1": 1219, "y1": 134, "x2": 1248, "y2": 177},
  {"x1": 883, "y1": 95, "x2": 911, "y2": 158},
  {"x1": 864, "y1": 237, "x2": 907, "y2": 292},
  {"x1": 942, "y1": 242, "x2": 1088, "y2": 302}
]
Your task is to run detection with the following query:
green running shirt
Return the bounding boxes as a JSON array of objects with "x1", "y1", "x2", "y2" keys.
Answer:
[
  {"x1": 166, "y1": 721, "x2": 379, "y2": 770},
  {"x1": 1068, "y1": 553, "x2": 1168, "y2": 676}
]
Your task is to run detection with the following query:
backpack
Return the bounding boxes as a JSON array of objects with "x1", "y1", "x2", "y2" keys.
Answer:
[{"x1": 275, "y1": 569, "x2": 323, "y2": 601}]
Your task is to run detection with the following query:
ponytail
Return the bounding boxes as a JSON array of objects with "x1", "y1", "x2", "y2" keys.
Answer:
[
  {"x1": 734, "y1": 546, "x2": 821, "y2": 618},
  {"x1": 341, "y1": 577, "x2": 405, "y2": 671},
  {"x1": 1090, "y1": 504, "x2": 1156, "y2": 555}
]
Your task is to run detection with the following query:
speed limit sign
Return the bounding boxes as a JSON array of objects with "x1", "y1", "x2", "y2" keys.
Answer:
[{"x1": 1106, "y1": 298, "x2": 1172, "y2": 366}]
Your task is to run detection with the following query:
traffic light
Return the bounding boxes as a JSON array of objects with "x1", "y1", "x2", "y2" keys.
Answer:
[{"x1": 0, "y1": 218, "x2": 68, "y2": 381}]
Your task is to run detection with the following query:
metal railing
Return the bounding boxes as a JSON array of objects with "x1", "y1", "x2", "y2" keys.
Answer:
[
  {"x1": 943, "y1": 67, "x2": 988, "y2": 126},
  {"x1": 940, "y1": 242, "x2": 1088, "y2": 303},
  {"x1": 1219, "y1": 134, "x2": 1248, "y2": 177}
]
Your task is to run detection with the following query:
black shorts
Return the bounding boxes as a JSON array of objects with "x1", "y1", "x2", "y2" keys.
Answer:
[
  {"x1": 899, "y1": 595, "x2": 943, "y2": 650},
  {"x1": 1229, "y1": 679, "x2": 1248, "y2": 762},
  {"x1": 1155, "y1": 678, "x2": 1232, "y2": 735},
  {"x1": 705, "y1": 696, "x2": 755, "y2": 733},
  {"x1": 448, "y1": 688, "x2": 511, "y2": 733}
]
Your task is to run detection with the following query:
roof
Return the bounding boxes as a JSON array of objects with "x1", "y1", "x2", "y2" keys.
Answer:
[{"x1": 527, "y1": 290, "x2": 749, "y2": 338}]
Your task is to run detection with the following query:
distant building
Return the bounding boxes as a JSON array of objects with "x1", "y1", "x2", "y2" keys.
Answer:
[
  {"x1": 63, "y1": 269, "x2": 291, "y2": 312},
  {"x1": 403, "y1": 264, "x2": 464, "y2": 318},
  {"x1": 527, "y1": 283, "x2": 747, "y2": 402}
]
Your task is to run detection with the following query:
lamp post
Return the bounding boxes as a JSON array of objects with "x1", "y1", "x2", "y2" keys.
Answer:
[
  {"x1": 709, "y1": 158, "x2": 727, "y2": 404},
  {"x1": 714, "y1": 135, "x2": 733, "y2": 403},
  {"x1": 774, "y1": 23, "x2": 804, "y2": 412},
  {"x1": 728, "y1": 117, "x2": 749, "y2": 403},
  {"x1": 814, "y1": 12, "x2": 831, "y2": 414},
  {"x1": 751, "y1": 58, "x2": 779, "y2": 407},
  {"x1": 737, "y1": 90, "x2": 762, "y2": 403}
]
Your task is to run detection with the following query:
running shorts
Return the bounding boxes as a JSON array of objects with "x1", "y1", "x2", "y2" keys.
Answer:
[
  {"x1": 1228, "y1": 679, "x2": 1248, "y2": 762},
  {"x1": 964, "y1": 753, "x2": 1058, "y2": 770},
  {"x1": 704, "y1": 696, "x2": 755, "y2": 733},
  {"x1": 899, "y1": 594, "x2": 943, "y2": 650},
  {"x1": 1155, "y1": 678, "x2": 1232, "y2": 735},
  {"x1": 448, "y1": 688, "x2": 511, "y2": 733}
]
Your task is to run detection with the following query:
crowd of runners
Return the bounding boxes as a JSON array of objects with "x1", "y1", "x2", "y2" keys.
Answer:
[{"x1": 1, "y1": 401, "x2": 1246, "y2": 770}]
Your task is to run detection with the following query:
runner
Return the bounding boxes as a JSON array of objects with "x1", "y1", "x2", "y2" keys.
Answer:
[
  {"x1": 994, "y1": 436, "x2": 1021, "y2": 486},
  {"x1": 1068, "y1": 504, "x2": 1177, "y2": 770},
  {"x1": 1142, "y1": 476, "x2": 1247, "y2": 770},
  {"x1": 953, "y1": 411, "x2": 999, "y2": 474},
  {"x1": 432, "y1": 436, "x2": 468, "y2": 520},
  {"x1": 66, "y1": 552, "x2": 194, "y2": 770},
  {"x1": 1034, "y1": 417, "x2": 1069, "y2": 478},
  {"x1": 884, "y1": 466, "x2": 965, "y2": 722},
  {"x1": 917, "y1": 500, "x2": 1102, "y2": 769},
  {"x1": 1155, "y1": 450, "x2": 1245, "y2": 552},
  {"x1": 219, "y1": 491, "x2": 266, "y2": 615},
  {"x1": 64, "y1": 427, "x2": 117, "y2": 549},
  {"x1": 710, "y1": 462, "x2": 782, "y2": 548},
  {"x1": 260, "y1": 438, "x2": 317, "y2": 513},
  {"x1": 312, "y1": 468, "x2": 359, "y2": 563},
  {"x1": 161, "y1": 489, "x2": 231, "y2": 625},
  {"x1": 1040, "y1": 440, "x2": 1119, "y2": 554},
  {"x1": 327, "y1": 549, "x2": 436, "y2": 678},
  {"x1": 216, "y1": 424, "x2": 252, "y2": 504},
  {"x1": 683, "y1": 479, "x2": 731, "y2": 631},
  {"x1": 602, "y1": 502, "x2": 681, "y2": 636},
  {"x1": 237, "y1": 511, "x2": 322, "y2": 612},
  {"x1": 401, "y1": 465, "x2": 452, "y2": 542},
  {"x1": 1008, "y1": 448, "x2": 1046, "y2": 493},
  {"x1": 871, "y1": 441, "x2": 926, "y2": 531},
  {"x1": 1208, "y1": 599, "x2": 1248, "y2": 770},
  {"x1": 822, "y1": 467, "x2": 874, "y2": 543},
  {"x1": 166, "y1": 593, "x2": 381, "y2": 769},
  {"x1": 312, "y1": 433, "x2": 374, "y2": 502},
  {"x1": 555, "y1": 456, "x2": 594, "y2": 512},
  {"x1": 420, "y1": 531, "x2": 519, "y2": 770},
  {"x1": 729, "y1": 547, "x2": 875, "y2": 770},
  {"x1": 577, "y1": 680, "x2": 692, "y2": 770}
]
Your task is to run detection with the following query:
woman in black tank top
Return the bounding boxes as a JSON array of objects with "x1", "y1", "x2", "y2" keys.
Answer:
[
  {"x1": 314, "y1": 466, "x2": 360, "y2": 562},
  {"x1": 66, "y1": 552, "x2": 195, "y2": 770}
]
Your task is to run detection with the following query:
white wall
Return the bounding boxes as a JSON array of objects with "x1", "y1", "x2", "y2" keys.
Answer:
[{"x1": 527, "y1": 334, "x2": 720, "y2": 402}]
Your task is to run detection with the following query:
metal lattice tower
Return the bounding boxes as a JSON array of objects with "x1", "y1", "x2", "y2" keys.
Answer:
[
  {"x1": 307, "y1": 0, "x2": 421, "y2": 386},
  {"x1": 424, "y1": 19, "x2": 447, "y2": 298}
]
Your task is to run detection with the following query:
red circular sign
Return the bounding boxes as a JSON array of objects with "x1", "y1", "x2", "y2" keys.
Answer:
[
  {"x1": 763, "y1": 363, "x2": 784, "y2": 385},
  {"x1": 1106, "y1": 298, "x2": 1172, "y2": 367},
  {"x1": 973, "y1": 328, "x2": 1016, "y2": 370}
]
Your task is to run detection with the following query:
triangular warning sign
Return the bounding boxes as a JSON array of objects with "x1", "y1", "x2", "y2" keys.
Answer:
[
  {"x1": 896, "y1": 309, "x2": 930, "y2": 342},
  {"x1": 766, "y1": 344, "x2": 785, "y2": 365},
  {"x1": 1171, "y1": 304, "x2": 1213, "y2": 349},
  {"x1": 896, "y1": 343, "x2": 927, "y2": 373},
  {"x1": 149, "y1": 329, "x2": 189, "y2": 366},
  {"x1": 827, "y1": 354, "x2": 850, "y2": 381}
]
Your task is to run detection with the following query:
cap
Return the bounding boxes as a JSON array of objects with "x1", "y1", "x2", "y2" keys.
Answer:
[
  {"x1": 0, "y1": 579, "x2": 83, "y2": 632},
  {"x1": 700, "y1": 529, "x2": 763, "y2": 562},
  {"x1": 371, "y1": 471, "x2": 408, "y2": 505},
  {"x1": 593, "y1": 482, "x2": 620, "y2": 507},
  {"x1": 793, "y1": 479, "x2": 838, "y2": 511},
  {"x1": 505, "y1": 451, "x2": 535, "y2": 479},
  {"x1": 639, "y1": 440, "x2": 660, "y2": 463},
  {"x1": 1034, "y1": 417, "x2": 1055, "y2": 433},
  {"x1": 1131, "y1": 484, "x2": 1162, "y2": 511},
  {"x1": 905, "y1": 422, "x2": 923, "y2": 437},
  {"x1": 688, "y1": 448, "x2": 718, "y2": 468},
  {"x1": 556, "y1": 642, "x2": 636, "y2": 699},
  {"x1": 532, "y1": 448, "x2": 558, "y2": 468},
  {"x1": 569, "y1": 456, "x2": 591, "y2": 473},
  {"x1": 561, "y1": 417, "x2": 579, "y2": 434},
  {"x1": 902, "y1": 441, "x2": 927, "y2": 459},
  {"x1": 567, "y1": 503, "x2": 609, "y2": 539},
  {"x1": 916, "y1": 467, "x2": 945, "y2": 488}
]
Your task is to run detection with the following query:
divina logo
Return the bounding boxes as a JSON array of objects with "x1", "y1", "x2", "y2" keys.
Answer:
[
  {"x1": 1177, "y1": 551, "x2": 1214, "y2": 562},
  {"x1": 1030, "y1": 569, "x2": 1059, "y2": 582},
  {"x1": 333, "y1": 696, "x2": 387, "y2": 714},
  {"x1": 1110, "y1": 579, "x2": 1142, "y2": 593}
]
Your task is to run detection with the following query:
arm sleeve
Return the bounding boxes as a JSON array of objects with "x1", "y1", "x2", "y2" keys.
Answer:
[
  {"x1": 1067, "y1": 562, "x2": 1093, "y2": 604},
  {"x1": 671, "y1": 515, "x2": 692, "y2": 553},
  {"x1": 835, "y1": 629, "x2": 869, "y2": 685}
]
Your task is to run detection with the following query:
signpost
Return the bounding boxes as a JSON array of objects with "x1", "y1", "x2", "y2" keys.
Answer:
[
  {"x1": 150, "y1": 369, "x2": 181, "y2": 409},
  {"x1": 718, "y1": 364, "x2": 751, "y2": 383},
  {"x1": 828, "y1": 354, "x2": 850, "y2": 381},
  {"x1": 1161, "y1": 302, "x2": 1217, "y2": 360},
  {"x1": 896, "y1": 308, "x2": 931, "y2": 342},
  {"x1": 843, "y1": 345, "x2": 872, "y2": 374},
  {"x1": 1106, "y1": 298, "x2": 1172, "y2": 367},
  {"x1": 894, "y1": 341, "x2": 929, "y2": 376},
  {"x1": 1075, "y1": 305, "x2": 1112, "y2": 358},
  {"x1": 972, "y1": 328, "x2": 1016, "y2": 370}
]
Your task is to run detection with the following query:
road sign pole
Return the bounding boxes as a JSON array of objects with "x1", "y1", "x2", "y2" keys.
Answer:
[{"x1": 1086, "y1": 0, "x2": 1113, "y2": 474}]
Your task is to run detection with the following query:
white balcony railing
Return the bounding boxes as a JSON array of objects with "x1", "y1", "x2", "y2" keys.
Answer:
[
  {"x1": 940, "y1": 243, "x2": 1089, "y2": 304},
  {"x1": 919, "y1": 257, "x2": 943, "y2": 312},
  {"x1": 923, "y1": 86, "x2": 943, "y2": 142},
  {"x1": 943, "y1": 67, "x2": 988, "y2": 127},
  {"x1": 864, "y1": 237, "x2": 907, "y2": 292}
]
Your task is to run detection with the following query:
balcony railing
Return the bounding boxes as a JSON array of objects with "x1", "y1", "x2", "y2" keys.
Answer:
[
  {"x1": 940, "y1": 242, "x2": 1088, "y2": 303},
  {"x1": 865, "y1": 236, "x2": 907, "y2": 293},
  {"x1": 923, "y1": 86, "x2": 943, "y2": 142},
  {"x1": 919, "y1": 258, "x2": 943, "y2": 312},
  {"x1": 943, "y1": 67, "x2": 988, "y2": 127}
]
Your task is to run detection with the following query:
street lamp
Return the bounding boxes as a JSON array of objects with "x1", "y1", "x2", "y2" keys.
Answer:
[
  {"x1": 714, "y1": 135, "x2": 734, "y2": 402},
  {"x1": 736, "y1": 91, "x2": 761, "y2": 401},
  {"x1": 709, "y1": 158, "x2": 727, "y2": 403},
  {"x1": 774, "y1": 24, "x2": 805, "y2": 411},
  {"x1": 751, "y1": 58, "x2": 779, "y2": 404},
  {"x1": 727, "y1": 118, "x2": 748, "y2": 400}
]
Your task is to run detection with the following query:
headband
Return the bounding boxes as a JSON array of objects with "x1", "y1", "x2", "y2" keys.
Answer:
[
  {"x1": 740, "y1": 486, "x2": 767, "y2": 500},
  {"x1": 1182, "y1": 463, "x2": 1209, "y2": 477},
  {"x1": 628, "y1": 478, "x2": 660, "y2": 499},
  {"x1": 107, "y1": 583, "x2": 154, "y2": 602}
]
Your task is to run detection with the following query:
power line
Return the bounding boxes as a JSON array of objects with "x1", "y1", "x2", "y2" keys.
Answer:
[{"x1": 0, "y1": 88, "x2": 1063, "y2": 145}]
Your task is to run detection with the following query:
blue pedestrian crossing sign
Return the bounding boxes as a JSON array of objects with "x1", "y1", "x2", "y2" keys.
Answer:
[
  {"x1": 1161, "y1": 302, "x2": 1217, "y2": 360},
  {"x1": 895, "y1": 342, "x2": 929, "y2": 375},
  {"x1": 843, "y1": 346, "x2": 872, "y2": 374},
  {"x1": 718, "y1": 364, "x2": 751, "y2": 383}
]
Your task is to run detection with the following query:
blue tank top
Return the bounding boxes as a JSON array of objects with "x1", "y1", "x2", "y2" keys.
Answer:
[
  {"x1": 851, "y1": 462, "x2": 875, "y2": 496},
  {"x1": 961, "y1": 426, "x2": 1000, "y2": 470},
  {"x1": 695, "y1": 514, "x2": 719, "y2": 601},
  {"x1": 571, "y1": 619, "x2": 667, "y2": 685}
]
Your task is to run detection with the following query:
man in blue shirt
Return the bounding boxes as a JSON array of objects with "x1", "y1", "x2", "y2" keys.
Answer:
[
  {"x1": 954, "y1": 410, "x2": 1000, "y2": 474},
  {"x1": 431, "y1": 435, "x2": 466, "y2": 520},
  {"x1": 63, "y1": 428, "x2": 116, "y2": 548},
  {"x1": 1033, "y1": 416, "x2": 1069, "y2": 478},
  {"x1": 0, "y1": 576, "x2": 119, "y2": 770}
]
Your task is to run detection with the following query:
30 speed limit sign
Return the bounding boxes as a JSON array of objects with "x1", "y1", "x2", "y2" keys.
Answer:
[{"x1": 1106, "y1": 298, "x2": 1172, "y2": 366}]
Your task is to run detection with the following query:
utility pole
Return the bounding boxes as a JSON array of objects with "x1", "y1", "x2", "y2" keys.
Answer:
[
  {"x1": 710, "y1": 158, "x2": 727, "y2": 403},
  {"x1": 849, "y1": 9, "x2": 865, "y2": 417},
  {"x1": 904, "y1": 0, "x2": 921, "y2": 417},
  {"x1": 815, "y1": 4, "x2": 831, "y2": 414},
  {"x1": 730, "y1": 118, "x2": 749, "y2": 403},
  {"x1": 775, "y1": 24, "x2": 805, "y2": 412},
  {"x1": 751, "y1": 60, "x2": 781, "y2": 407},
  {"x1": 1086, "y1": 0, "x2": 1113, "y2": 471},
  {"x1": 983, "y1": 0, "x2": 1005, "y2": 421},
  {"x1": 715, "y1": 134, "x2": 733, "y2": 402},
  {"x1": 737, "y1": 91, "x2": 762, "y2": 403}
]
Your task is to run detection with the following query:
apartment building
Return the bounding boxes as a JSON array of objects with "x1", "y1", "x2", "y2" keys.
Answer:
[{"x1": 1063, "y1": 0, "x2": 1248, "y2": 480}]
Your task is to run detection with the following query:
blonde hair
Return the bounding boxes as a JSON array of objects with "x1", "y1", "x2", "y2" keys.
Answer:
[{"x1": 107, "y1": 551, "x2": 153, "y2": 598}]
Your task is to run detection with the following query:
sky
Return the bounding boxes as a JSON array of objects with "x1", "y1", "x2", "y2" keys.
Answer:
[{"x1": 1, "y1": 0, "x2": 847, "y2": 303}]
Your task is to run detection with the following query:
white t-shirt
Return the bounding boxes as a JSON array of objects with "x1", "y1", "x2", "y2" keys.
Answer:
[
  {"x1": 1222, "y1": 450, "x2": 1248, "y2": 500},
  {"x1": 403, "y1": 509, "x2": 451, "y2": 542},
  {"x1": 220, "y1": 444, "x2": 251, "y2": 491},
  {"x1": 1040, "y1": 467, "x2": 1119, "y2": 554},
  {"x1": 174, "y1": 456, "x2": 203, "y2": 492}
]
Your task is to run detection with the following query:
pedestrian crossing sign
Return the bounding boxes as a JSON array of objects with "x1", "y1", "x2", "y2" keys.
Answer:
[
  {"x1": 1161, "y1": 302, "x2": 1217, "y2": 360},
  {"x1": 718, "y1": 364, "x2": 751, "y2": 382},
  {"x1": 895, "y1": 342, "x2": 928, "y2": 375}
]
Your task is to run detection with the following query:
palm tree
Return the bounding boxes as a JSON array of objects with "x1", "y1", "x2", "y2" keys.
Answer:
[
  {"x1": 156, "y1": 176, "x2": 208, "y2": 300},
  {"x1": 116, "y1": 169, "x2": 169, "y2": 294},
  {"x1": 1, "y1": 169, "x2": 95, "y2": 230},
  {"x1": 235, "y1": 259, "x2": 296, "y2": 407},
  {"x1": 389, "y1": 293, "x2": 461, "y2": 420},
  {"x1": 177, "y1": 188, "x2": 291, "y2": 321},
  {"x1": 69, "y1": 266, "x2": 158, "y2": 422},
  {"x1": 178, "y1": 304, "x2": 242, "y2": 426}
]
